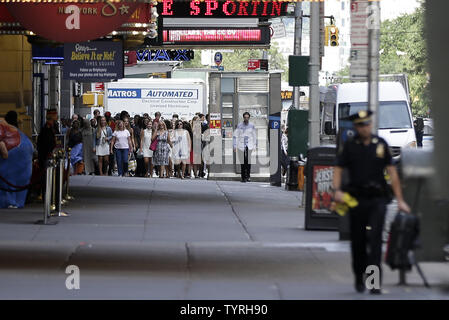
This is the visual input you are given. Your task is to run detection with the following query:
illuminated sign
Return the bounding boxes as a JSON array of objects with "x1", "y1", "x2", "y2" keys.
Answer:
[
  {"x1": 162, "y1": 28, "x2": 269, "y2": 45},
  {"x1": 136, "y1": 49, "x2": 194, "y2": 61},
  {"x1": 281, "y1": 90, "x2": 293, "y2": 100},
  {"x1": 159, "y1": 0, "x2": 289, "y2": 18}
]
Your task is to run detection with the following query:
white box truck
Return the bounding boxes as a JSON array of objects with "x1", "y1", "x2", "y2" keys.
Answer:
[
  {"x1": 104, "y1": 78, "x2": 207, "y2": 120},
  {"x1": 320, "y1": 81, "x2": 417, "y2": 159}
]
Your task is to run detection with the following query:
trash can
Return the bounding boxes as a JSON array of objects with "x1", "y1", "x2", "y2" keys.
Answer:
[{"x1": 304, "y1": 146, "x2": 339, "y2": 230}]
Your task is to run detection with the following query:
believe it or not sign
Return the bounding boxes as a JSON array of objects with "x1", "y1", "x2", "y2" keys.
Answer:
[
  {"x1": 350, "y1": 0, "x2": 369, "y2": 81},
  {"x1": 159, "y1": 0, "x2": 289, "y2": 18},
  {"x1": 6, "y1": 2, "x2": 139, "y2": 43},
  {"x1": 63, "y1": 41, "x2": 124, "y2": 81}
]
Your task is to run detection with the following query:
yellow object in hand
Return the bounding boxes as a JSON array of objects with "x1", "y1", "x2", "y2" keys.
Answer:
[{"x1": 332, "y1": 192, "x2": 359, "y2": 216}]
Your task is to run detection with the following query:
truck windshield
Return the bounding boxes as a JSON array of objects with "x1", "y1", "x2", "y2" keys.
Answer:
[{"x1": 338, "y1": 101, "x2": 412, "y2": 129}]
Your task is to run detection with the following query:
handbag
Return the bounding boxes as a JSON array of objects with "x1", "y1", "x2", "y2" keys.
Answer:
[
  {"x1": 150, "y1": 138, "x2": 158, "y2": 152},
  {"x1": 128, "y1": 152, "x2": 137, "y2": 172}
]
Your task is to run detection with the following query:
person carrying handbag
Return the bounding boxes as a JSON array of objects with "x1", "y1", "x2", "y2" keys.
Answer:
[
  {"x1": 140, "y1": 118, "x2": 155, "y2": 177},
  {"x1": 93, "y1": 116, "x2": 113, "y2": 176},
  {"x1": 151, "y1": 120, "x2": 173, "y2": 178}
]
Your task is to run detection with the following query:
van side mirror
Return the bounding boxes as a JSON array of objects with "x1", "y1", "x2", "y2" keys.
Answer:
[{"x1": 324, "y1": 121, "x2": 335, "y2": 135}]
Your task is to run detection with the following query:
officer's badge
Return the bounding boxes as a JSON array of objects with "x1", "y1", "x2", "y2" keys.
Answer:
[
  {"x1": 376, "y1": 143, "x2": 385, "y2": 158},
  {"x1": 358, "y1": 110, "x2": 367, "y2": 118}
]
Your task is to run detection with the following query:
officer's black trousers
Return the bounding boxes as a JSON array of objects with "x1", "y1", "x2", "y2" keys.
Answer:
[{"x1": 349, "y1": 197, "x2": 387, "y2": 282}]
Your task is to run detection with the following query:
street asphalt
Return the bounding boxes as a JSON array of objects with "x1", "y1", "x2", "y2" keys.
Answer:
[{"x1": 0, "y1": 175, "x2": 447, "y2": 299}]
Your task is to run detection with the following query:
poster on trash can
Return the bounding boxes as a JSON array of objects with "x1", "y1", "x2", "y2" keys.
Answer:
[{"x1": 311, "y1": 165, "x2": 334, "y2": 215}]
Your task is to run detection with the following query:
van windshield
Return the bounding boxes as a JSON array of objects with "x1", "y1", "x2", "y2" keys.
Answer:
[{"x1": 338, "y1": 101, "x2": 412, "y2": 129}]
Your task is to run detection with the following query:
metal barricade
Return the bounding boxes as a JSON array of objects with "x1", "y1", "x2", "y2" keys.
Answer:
[
  {"x1": 63, "y1": 147, "x2": 75, "y2": 202},
  {"x1": 35, "y1": 157, "x2": 58, "y2": 225},
  {"x1": 51, "y1": 149, "x2": 69, "y2": 217}
]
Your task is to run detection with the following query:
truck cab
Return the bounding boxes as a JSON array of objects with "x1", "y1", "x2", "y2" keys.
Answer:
[{"x1": 320, "y1": 82, "x2": 417, "y2": 159}]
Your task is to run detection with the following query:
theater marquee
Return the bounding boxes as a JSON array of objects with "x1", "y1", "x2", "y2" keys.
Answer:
[{"x1": 159, "y1": 0, "x2": 289, "y2": 18}]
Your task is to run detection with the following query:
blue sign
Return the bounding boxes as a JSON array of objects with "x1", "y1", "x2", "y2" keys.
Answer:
[
  {"x1": 214, "y1": 52, "x2": 223, "y2": 66},
  {"x1": 63, "y1": 41, "x2": 123, "y2": 81},
  {"x1": 107, "y1": 89, "x2": 141, "y2": 99},
  {"x1": 270, "y1": 120, "x2": 281, "y2": 129},
  {"x1": 136, "y1": 49, "x2": 194, "y2": 62}
]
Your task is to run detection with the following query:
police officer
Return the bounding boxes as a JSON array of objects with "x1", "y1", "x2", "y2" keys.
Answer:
[{"x1": 332, "y1": 110, "x2": 411, "y2": 294}]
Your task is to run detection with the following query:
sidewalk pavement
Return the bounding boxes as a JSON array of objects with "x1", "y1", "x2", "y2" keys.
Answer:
[{"x1": 0, "y1": 176, "x2": 447, "y2": 299}]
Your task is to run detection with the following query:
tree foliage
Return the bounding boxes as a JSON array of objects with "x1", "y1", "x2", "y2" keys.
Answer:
[
  {"x1": 181, "y1": 43, "x2": 289, "y2": 81},
  {"x1": 380, "y1": 4, "x2": 429, "y2": 117},
  {"x1": 335, "y1": 4, "x2": 429, "y2": 117}
]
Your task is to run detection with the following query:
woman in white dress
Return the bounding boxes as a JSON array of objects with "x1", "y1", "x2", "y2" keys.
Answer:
[
  {"x1": 93, "y1": 116, "x2": 112, "y2": 176},
  {"x1": 139, "y1": 118, "x2": 154, "y2": 177},
  {"x1": 172, "y1": 120, "x2": 191, "y2": 179}
]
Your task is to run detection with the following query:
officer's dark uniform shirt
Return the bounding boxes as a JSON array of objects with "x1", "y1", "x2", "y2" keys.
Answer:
[{"x1": 336, "y1": 134, "x2": 393, "y2": 192}]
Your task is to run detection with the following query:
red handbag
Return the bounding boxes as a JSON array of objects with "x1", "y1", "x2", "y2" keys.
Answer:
[{"x1": 150, "y1": 138, "x2": 158, "y2": 151}]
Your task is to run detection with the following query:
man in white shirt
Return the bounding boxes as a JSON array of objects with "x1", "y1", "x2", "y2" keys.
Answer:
[{"x1": 233, "y1": 112, "x2": 257, "y2": 182}]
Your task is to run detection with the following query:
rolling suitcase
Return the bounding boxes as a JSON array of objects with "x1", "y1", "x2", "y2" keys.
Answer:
[{"x1": 385, "y1": 211, "x2": 430, "y2": 287}]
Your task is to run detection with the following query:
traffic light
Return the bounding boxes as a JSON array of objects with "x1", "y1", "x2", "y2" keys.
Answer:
[{"x1": 329, "y1": 25, "x2": 339, "y2": 47}]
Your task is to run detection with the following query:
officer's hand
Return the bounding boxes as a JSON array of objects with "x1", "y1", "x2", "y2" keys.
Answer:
[
  {"x1": 398, "y1": 200, "x2": 411, "y2": 214},
  {"x1": 334, "y1": 190, "x2": 344, "y2": 203}
]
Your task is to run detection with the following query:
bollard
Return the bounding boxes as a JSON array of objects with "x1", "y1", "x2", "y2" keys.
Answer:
[
  {"x1": 50, "y1": 157, "x2": 56, "y2": 212},
  {"x1": 35, "y1": 159, "x2": 58, "y2": 225},
  {"x1": 51, "y1": 150, "x2": 69, "y2": 217},
  {"x1": 286, "y1": 156, "x2": 299, "y2": 191}
]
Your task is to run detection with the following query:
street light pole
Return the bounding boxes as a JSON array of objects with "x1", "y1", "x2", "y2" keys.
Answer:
[
  {"x1": 292, "y1": 1, "x2": 302, "y2": 110},
  {"x1": 368, "y1": 1, "x2": 381, "y2": 133},
  {"x1": 308, "y1": 1, "x2": 321, "y2": 148}
]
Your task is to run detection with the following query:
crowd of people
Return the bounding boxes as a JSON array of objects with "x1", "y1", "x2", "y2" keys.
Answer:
[{"x1": 61, "y1": 110, "x2": 211, "y2": 179}]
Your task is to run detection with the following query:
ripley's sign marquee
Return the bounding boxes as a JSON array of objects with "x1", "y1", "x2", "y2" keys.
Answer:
[
  {"x1": 159, "y1": 0, "x2": 289, "y2": 18},
  {"x1": 5, "y1": 1, "x2": 139, "y2": 42}
]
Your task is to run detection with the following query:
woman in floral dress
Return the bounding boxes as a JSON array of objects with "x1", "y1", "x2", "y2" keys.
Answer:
[{"x1": 152, "y1": 120, "x2": 172, "y2": 178}]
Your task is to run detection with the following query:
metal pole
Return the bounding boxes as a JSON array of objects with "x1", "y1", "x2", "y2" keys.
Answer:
[
  {"x1": 262, "y1": 50, "x2": 268, "y2": 60},
  {"x1": 368, "y1": 1, "x2": 381, "y2": 133},
  {"x1": 64, "y1": 148, "x2": 75, "y2": 201},
  {"x1": 52, "y1": 154, "x2": 69, "y2": 217},
  {"x1": 292, "y1": 1, "x2": 302, "y2": 110},
  {"x1": 36, "y1": 159, "x2": 58, "y2": 225},
  {"x1": 45, "y1": 163, "x2": 53, "y2": 224},
  {"x1": 308, "y1": 1, "x2": 321, "y2": 148},
  {"x1": 51, "y1": 159, "x2": 56, "y2": 212}
]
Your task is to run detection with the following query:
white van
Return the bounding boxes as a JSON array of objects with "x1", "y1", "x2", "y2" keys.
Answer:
[{"x1": 320, "y1": 82, "x2": 417, "y2": 158}]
